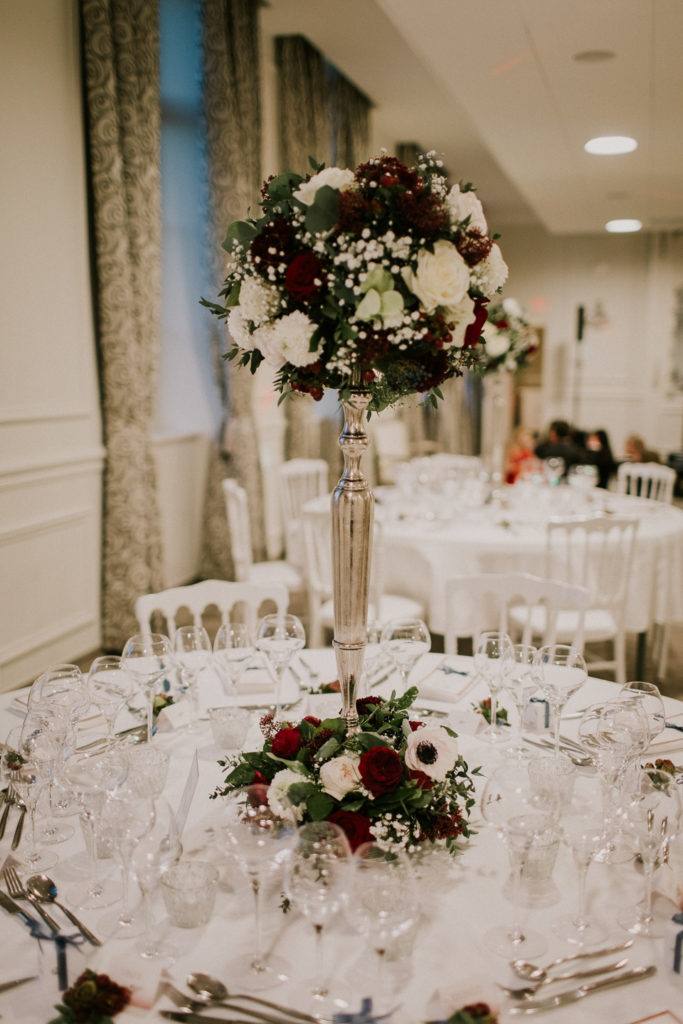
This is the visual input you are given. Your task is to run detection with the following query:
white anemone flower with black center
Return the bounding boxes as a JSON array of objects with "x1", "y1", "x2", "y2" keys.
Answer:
[{"x1": 404, "y1": 724, "x2": 459, "y2": 782}]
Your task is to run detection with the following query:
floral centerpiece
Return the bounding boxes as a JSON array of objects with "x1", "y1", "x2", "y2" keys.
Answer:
[
  {"x1": 202, "y1": 151, "x2": 507, "y2": 412},
  {"x1": 483, "y1": 297, "x2": 537, "y2": 373},
  {"x1": 49, "y1": 969, "x2": 130, "y2": 1024},
  {"x1": 213, "y1": 688, "x2": 478, "y2": 857}
]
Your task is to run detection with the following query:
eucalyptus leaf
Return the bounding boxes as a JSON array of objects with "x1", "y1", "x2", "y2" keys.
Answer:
[
  {"x1": 223, "y1": 220, "x2": 257, "y2": 250},
  {"x1": 305, "y1": 184, "x2": 339, "y2": 233}
]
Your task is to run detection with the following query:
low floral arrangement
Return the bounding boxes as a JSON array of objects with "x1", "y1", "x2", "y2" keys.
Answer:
[
  {"x1": 49, "y1": 969, "x2": 130, "y2": 1024},
  {"x1": 473, "y1": 698, "x2": 509, "y2": 727},
  {"x1": 483, "y1": 297, "x2": 537, "y2": 373},
  {"x1": 152, "y1": 692, "x2": 174, "y2": 717},
  {"x1": 213, "y1": 688, "x2": 478, "y2": 856},
  {"x1": 202, "y1": 152, "x2": 507, "y2": 412}
]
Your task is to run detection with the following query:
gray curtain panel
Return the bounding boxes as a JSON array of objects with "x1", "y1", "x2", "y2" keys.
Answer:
[
  {"x1": 200, "y1": 0, "x2": 266, "y2": 576},
  {"x1": 81, "y1": 0, "x2": 164, "y2": 649},
  {"x1": 333, "y1": 71, "x2": 371, "y2": 170}
]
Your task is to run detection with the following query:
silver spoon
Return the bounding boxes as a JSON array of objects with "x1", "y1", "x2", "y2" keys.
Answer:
[
  {"x1": 510, "y1": 938, "x2": 633, "y2": 981},
  {"x1": 26, "y1": 874, "x2": 102, "y2": 946},
  {"x1": 186, "y1": 972, "x2": 327, "y2": 1024},
  {"x1": 500, "y1": 958, "x2": 629, "y2": 1000}
]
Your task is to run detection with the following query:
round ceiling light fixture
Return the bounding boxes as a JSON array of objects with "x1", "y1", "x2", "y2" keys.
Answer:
[
  {"x1": 585, "y1": 135, "x2": 638, "y2": 155},
  {"x1": 605, "y1": 218, "x2": 642, "y2": 233}
]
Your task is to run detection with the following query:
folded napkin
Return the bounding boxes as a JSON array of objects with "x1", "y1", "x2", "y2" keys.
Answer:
[{"x1": 417, "y1": 658, "x2": 479, "y2": 704}]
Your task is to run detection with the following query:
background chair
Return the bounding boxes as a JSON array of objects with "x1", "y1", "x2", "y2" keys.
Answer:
[
  {"x1": 301, "y1": 509, "x2": 425, "y2": 647},
  {"x1": 222, "y1": 479, "x2": 305, "y2": 609},
  {"x1": 444, "y1": 572, "x2": 588, "y2": 655},
  {"x1": 278, "y1": 458, "x2": 329, "y2": 571},
  {"x1": 135, "y1": 579, "x2": 289, "y2": 641},
  {"x1": 616, "y1": 462, "x2": 676, "y2": 502}
]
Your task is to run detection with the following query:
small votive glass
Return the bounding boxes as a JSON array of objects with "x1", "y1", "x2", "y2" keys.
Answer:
[
  {"x1": 161, "y1": 860, "x2": 219, "y2": 928},
  {"x1": 126, "y1": 745, "x2": 171, "y2": 798},
  {"x1": 208, "y1": 706, "x2": 251, "y2": 749},
  {"x1": 527, "y1": 752, "x2": 576, "y2": 803}
]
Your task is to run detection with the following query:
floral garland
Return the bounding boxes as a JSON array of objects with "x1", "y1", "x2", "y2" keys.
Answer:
[
  {"x1": 483, "y1": 297, "x2": 537, "y2": 372},
  {"x1": 213, "y1": 688, "x2": 478, "y2": 857},
  {"x1": 202, "y1": 152, "x2": 507, "y2": 412}
]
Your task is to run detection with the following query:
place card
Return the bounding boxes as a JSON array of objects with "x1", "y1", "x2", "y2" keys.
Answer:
[
  {"x1": 175, "y1": 749, "x2": 199, "y2": 836},
  {"x1": 155, "y1": 701, "x2": 193, "y2": 732}
]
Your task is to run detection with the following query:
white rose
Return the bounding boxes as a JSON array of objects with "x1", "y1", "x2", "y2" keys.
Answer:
[
  {"x1": 446, "y1": 184, "x2": 487, "y2": 233},
  {"x1": 253, "y1": 323, "x2": 285, "y2": 369},
  {"x1": 404, "y1": 724, "x2": 459, "y2": 781},
  {"x1": 319, "y1": 755, "x2": 361, "y2": 801},
  {"x1": 502, "y1": 297, "x2": 522, "y2": 318},
  {"x1": 294, "y1": 167, "x2": 355, "y2": 206},
  {"x1": 267, "y1": 768, "x2": 306, "y2": 821},
  {"x1": 271, "y1": 310, "x2": 319, "y2": 367},
  {"x1": 485, "y1": 327, "x2": 511, "y2": 359},
  {"x1": 403, "y1": 240, "x2": 470, "y2": 314}
]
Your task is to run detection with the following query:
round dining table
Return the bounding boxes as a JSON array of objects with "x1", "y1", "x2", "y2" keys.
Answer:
[{"x1": 1, "y1": 650, "x2": 682, "y2": 1023}]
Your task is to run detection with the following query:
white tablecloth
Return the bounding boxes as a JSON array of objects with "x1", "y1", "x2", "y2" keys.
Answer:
[{"x1": 1, "y1": 651, "x2": 683, "y2": 1023}]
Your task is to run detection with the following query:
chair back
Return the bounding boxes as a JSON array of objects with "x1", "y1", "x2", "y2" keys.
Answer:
[
  {"x1": 222, "y1": 479, "x2": 254, "y2": 582},
  {"x1": 616, "y1": 462, "x2": 675, "y2": 502},
  {"x1": 278, "y1": 459, "x2": 329, "y2": 568},
  {"x1": 444, "y1": 572, "x2": 588, "y2": 654},
  {"x1": 135, "y1": 579, "x2": 289, "y2": 641}
]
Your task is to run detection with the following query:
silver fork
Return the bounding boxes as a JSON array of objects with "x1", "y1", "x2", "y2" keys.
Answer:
[{"x1": 3, "y1": 864, "x2": 60, "y2": 932}]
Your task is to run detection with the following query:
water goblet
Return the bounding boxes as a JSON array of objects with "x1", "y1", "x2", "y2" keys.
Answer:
[
  {"x1": 98, "y1": 784, "x2": 156, "y2": 939},
  {"x1": 285, "y1": 821, "x2": 352, "y2": 1013},
  {"x1": 504, "y1": 643, "x2": 539, "y2": 758},
  {"x1": 174, "y1": 625, "x2": 212, "y2": 730},
  {"x1": 618, "y1": 681, "x2": 666, "y2": 744},
  {"x1": 87, "y1": 655, "x2": 134, "y2": 748},
  {"x1": 131, "y1": 797, "x2": 182, "y2": 961},
  {"x1": 536, "y1": 644, "x2": 587, "y2": 759},
  {"x1": 473, "y1": 631, "x2": 513, "y2": 742},
  {"x1": 122, "y1": 633, "x2": 174, "y2": 743},
  {"x1": 380, "y1": 617, "x2": 430, "y2": 695},
  {"x1": 552, "y1": 773, "x2": 608, "y2": 945},
  {"x1": 255, "y1": 614, "x2": 305, "y2": 711},
  {"x1": 213, "y1": 622, "x2": 255, "y2": 696},
  {"x1": 10, "y1": 713, "x2": 67, "y2": 873}
]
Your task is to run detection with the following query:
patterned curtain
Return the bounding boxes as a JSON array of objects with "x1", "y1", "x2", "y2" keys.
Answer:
[
  {"x1": 332, "y1": 70, "x2": 370, "y2": 169},
  {"x1": 200, "y1": 0, "x2": 266, "y2": 576},
  {"x1": 81, "y1": 0, "x2": 164, "y2": 650}
]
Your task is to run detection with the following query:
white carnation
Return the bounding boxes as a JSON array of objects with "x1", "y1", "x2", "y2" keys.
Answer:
[
  {"x1": 402, "y1": 240, "x2": 470, "y2": 314},
  {"x1": 268, "y1": 768, "x2": 305, "y2": 821},
  {"x1": 227, "y1": 306, "x2": 253, "y2": 350},
  {"x1": 271, "y1": 311, "x2": 319, "y2": 367},
  {"x1": 253, "y1": 323, "x2": 285, "y2": 369},
  {"x1": 484, "y1": 326, "x2": 511, "y2": 359},
  {"x1": 472, "y1": 242, "x2": 508, "y2": 298},
  {"x1": 404, "y1": 724, "x2": 459, "y2": 782},
  {"x1": 319, "y1": 755, "x2": 361, "y2": 801},
  {"x1": 446, "y1": 184, "x2": 487, "y2": 233},
  {"x1": 294, "y1": 167, "x2": 355, "y2": 206},
  {"x1": 239, "y1": 276, "x2": 281, "y2": 326}
]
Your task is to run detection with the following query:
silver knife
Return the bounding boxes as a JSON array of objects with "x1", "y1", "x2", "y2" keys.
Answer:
[
  {"x1": 508, "y1": 964, "x2": 656, "y2": 1014},
  {"x1": 0, "y1": 888, "x2": 40, "y2": 928}
]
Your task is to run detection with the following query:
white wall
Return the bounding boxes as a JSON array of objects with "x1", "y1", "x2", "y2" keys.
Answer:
[{"x1": 0, "y1": 0, "x2": 103, "y2": 690}]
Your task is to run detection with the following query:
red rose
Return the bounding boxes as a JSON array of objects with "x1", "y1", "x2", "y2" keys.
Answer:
[
  {"x1": 271, "y1": 727, "x2": 301, "y2": 759},
  {"x1": 464, "y1": 297, "x2": 489, "y2": 349},
  {"x1": 285, "y1": 251, "x2": 325, "y2": 302},
  {"x1": 303, "y1": 715, "x2": 321, "y2": 727},
  {"x1": 409, "y1": 768, "x2": 435, "y2": 791},
  {"x1": 328, "y1": 810, "x2": 372, "y2": 853},
  {"x1": 408, "y1": 720, "x2": 423, "y2": 732},
  {"x1": 358, "y1": 746, "x2": 403, "y2": 796},
  {"x1": 356, "y1": 695, "x2": 383, "y2": 717}
]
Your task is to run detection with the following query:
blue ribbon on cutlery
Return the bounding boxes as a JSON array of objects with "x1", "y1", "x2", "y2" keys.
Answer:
[
  {"x1": 672, "y1": 912, "x2": 683, "y2": 973},
  {"x1": 28, "y1": 921, "x2": 84, "y2": 990}
]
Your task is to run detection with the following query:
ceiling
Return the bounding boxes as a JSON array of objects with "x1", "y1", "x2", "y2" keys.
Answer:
[{"x1": 262, "y1": 0, "x2": 683, "y2": 236}]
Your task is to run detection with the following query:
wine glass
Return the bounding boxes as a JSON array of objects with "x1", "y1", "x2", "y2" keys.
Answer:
[
  {"x1": 360, "y1": 621, "x2": 385, "y2": 694},
  {"x1": 285, "y1": 821, "x2": 352, "y2": 1013},
  {"x1": 618, "y1": 681, "x2": 666, "y2": 744},
  {"x1": 220, "y1": 783, "x2": 297, "y2": 989},
  {"x1": 553, "y1": 773, "x2": 608, "y2": 945},
  {"x1": 121, "y1": 633, "x2": 174, "y2": 743},
  {"x1": 536, "y1": 644, "x2": 587, "y2": 759},
  {"x1": 504, "y1": 643, "x2": 540, "y2": 758},
  {"x1": 87, "y1": 655, "x2": 134, "y2": 749},
  {"x1": 213, "y1": 622, "x2": 255, "y2": 696},
  {"x1": 480, "y1": 761, "x2": 559, "y2": 958},
  {"x1": 255, "y1": 614, "x2": 305, "y2": 711},
  {"x1": 618, "y1": 767, "x2": 682, "y2": 937},
  {"x1": 174, "y1": 625, "x2": 212, "y2": 730},
  {"x1": 380, "y1": 617, "x2": 431, "y2": 695},
  {"x1": 131, "y1": 797, "x2": 182, "y2": 961},
  {"x1": 98, "y1": 784, "x2": 156, "y2": 939},
  {"x1": 10, "y1": 712, "x2": 67, "y2": 873},
  {"x1": 347, "y1": 844, "x2": 418, "y2": 1015},
  {"x1": 473, "y1": 631, "x2": 513, "y2": 742}
]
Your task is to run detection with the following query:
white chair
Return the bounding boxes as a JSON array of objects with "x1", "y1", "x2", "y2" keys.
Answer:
[
  {"x1": 222, "y1": 479, "x2": 305, "y2": 600},
  {"x1": 616, "y1": 462, "x2": 675, "y2": 503},
  {"x1": 370, "y1": 417, "x2": 411, "y2": 484},
  {"x1": 445, "y1": 572, "x2": 589, "y2": 655},
  {"x1": 301, "y1": 509, "x2": 425, "y2": 647},
  {"x1": 278, "y1": 458, "x2": 329, "y2": 571},
  {"x1": 538, "y1": 515, "x2": 639, "y2": 684},
  {"x1": 135, "y1": 579, "x2": 289, "y2": 641}
]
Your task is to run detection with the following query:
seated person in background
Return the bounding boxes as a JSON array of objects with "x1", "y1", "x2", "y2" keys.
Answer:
[
  {"x1": 624, "y1": 434, "x2": 660, "y2": 463},
  {"x1": 505, "y1": 426, "x2": 538, "y2": 483},
  {"x1": 584, "y1": 428, "x2": 617, "y2": 489},
  {"x1": 534, "y1": 419, "x2": 586, "y2": 477}
]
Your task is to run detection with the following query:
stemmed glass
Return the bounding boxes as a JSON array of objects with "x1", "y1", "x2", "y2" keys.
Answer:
[
  {"x1": 380, "y1": 617, "x2": 430, "y2": 695},
  {"x1": 553, "y1": 773, "x2": 608, "y2": 945},
  {"x1": 98, "y1": 785, "x2": 156, "y2": 939},
  {"x1": 536, "y1": 644, "x2": 587, "y2": 758},
  {"x1": 213, "y1": 622, "x2": 255, "y2": 697},
  {"x1": 121, "y1": 633, "x2": 174, "y2": 743},
  {"x1": 618, "y1": 681, "x2": 666, "y2": 744},
  {"x1": 618, "y1": 767, "x2": 682, "y2": 937},
  {"x1": 504, "y1": 643, "x2": 539, "y2": 758},
  {"x1": 10, "y1": 712, "x2": 67, "y2": 873},
  {"x1": 347, "y1": 844, "x2": 418, "y2": 1015},
  {"x1": 131, "y1": 797, "x2": 182, "y2": 961},
  {"x1": 87, "y1": 656, "x2": 134, "y2": 749},
  {"x1": 220, "y1": 784, "x2": 297, "y2": 989},
  {"x1": 361, "y1": 621, "x2": 385, "y2": 695},
  {"x1": 255, "y1": 614, "x2": 305, "y2": 711},
  {"x1": 285, "y1": 821, "x2": 352, "y2": 1013},
  {"x1": 174, "y1": 625, "x2": 212, "y2": 730},
  {"x1": 473, "y1": 631, "x2": 513, "y2": 742},
  {"x1": 480, "y1": 761, "x2": 560, "y2": 958}
]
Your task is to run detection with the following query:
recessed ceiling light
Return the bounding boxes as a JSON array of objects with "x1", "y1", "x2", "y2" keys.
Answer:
[
  {"x1": 585, "y1": 136, "x2": 638, "y2": 155},
  {"x1": 605, "y1": 219, "x2": 642, "y2": 233},
  {"x1": 573, "y1": 49, "x2": 616, "y2": 63}
]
